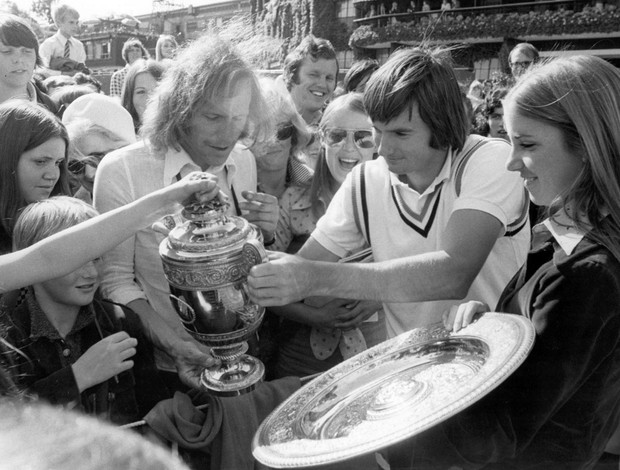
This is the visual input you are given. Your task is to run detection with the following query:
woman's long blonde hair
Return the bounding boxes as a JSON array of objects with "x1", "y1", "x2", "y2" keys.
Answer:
[{"x1": 506, "y1": 55, "x2": 620, "y2": 260}]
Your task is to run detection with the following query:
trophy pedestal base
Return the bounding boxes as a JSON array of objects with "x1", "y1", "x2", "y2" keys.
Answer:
[{"x1": 201, "y1": 354, "x2": 265, "y2": 396}]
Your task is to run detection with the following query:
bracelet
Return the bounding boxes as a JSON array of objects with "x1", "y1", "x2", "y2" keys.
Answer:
[{"x1": 264, "y1": 235, "x2": 276, "y2": 247}]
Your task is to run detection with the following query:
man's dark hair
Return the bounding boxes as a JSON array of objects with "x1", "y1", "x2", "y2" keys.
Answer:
[
  {"x1": 482, "y1": 87, "x2": 509, "y2": 118},
  {"x1": 283, "y1": 35, "x2": 338, "y2": 91},
  {"x1": 343, "y1": 58, "x2": 380, "y2": 93},
  {"x1": 122, "y1": 38, "x2": 149, "y2": 64},
  {"x1": 364, "y1": 46, "x2": 469, "y2": 152}
]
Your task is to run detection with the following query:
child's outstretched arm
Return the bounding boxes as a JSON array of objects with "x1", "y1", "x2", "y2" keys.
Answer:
[{"x1": 0, "y1": 172, "x2": 221, "y2": 293}]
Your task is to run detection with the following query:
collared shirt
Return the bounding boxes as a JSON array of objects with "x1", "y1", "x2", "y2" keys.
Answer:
[
  {"x1": 109, "y1": 65, "x2": 129, "y2": 97},
  {"x1": 39, "y1": 32, "x2": 86, "y2": 73},
  {"x1": 286, "y1": 157, "x2": 313, "y2": 186},
  {"x1": 313, "y1": 135, "x2": 530, "y2": 336},
  {"x1": 409, "y1": 219, "x2": 620, "y2": 468},
  {"x1": 27, "y1": 288, "x2": 93, "y2": 365},
  {"x1": 93, "y1": 140, "x2": 257, "y2": 370},
  {"x1": 539, "y1": 211, "x2": 586, "y2": 256}
]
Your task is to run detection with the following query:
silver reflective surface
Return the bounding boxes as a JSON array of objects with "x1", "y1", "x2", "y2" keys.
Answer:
[
  {"x1": 253, "y1": 313, "x2": 535, "y2": 468},
  {"x1": 160, "y1": 198, "x2": 268, "y2": 395}
]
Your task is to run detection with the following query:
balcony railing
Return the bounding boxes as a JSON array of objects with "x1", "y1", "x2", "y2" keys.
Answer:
[
  {"x1": 349, "y1": 0, "x2": 620, "y2": 48},
  {"x1": 354, "y1": 0, "x2": 588, "y2": 26}
]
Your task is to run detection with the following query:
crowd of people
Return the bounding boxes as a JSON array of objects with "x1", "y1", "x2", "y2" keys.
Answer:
[{"x1": 0, "y1": 1, "x2": 619, "y2": 468}]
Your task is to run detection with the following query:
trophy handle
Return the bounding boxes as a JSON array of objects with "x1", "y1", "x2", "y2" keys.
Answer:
[
  {"x1": 169, "y1": 293, "x2": 197, "y2": 324},
  {"x1": 243, "y1": 238, "x2": 268, "y2": 266}
]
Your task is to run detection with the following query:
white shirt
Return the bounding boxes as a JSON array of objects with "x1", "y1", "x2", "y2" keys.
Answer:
[
  {"x1": 93, "y1": 140, "x2": 257, "y2": 369},
  {"x1": 313, "y1": 135, "x2": 531, "y2": 338},
  {"x1": 39, "y1": 32, "x2": 86, "y2": 73}
]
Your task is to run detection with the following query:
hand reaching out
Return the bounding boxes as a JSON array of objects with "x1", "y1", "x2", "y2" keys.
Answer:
[
  {"x1": 248, "y1": 251, "x2": 313, "y2": 306},
  {"x1": 442, "y1": 300, "x2": 489, "y2": 333},
  {"x1": 71, "y1": 331, "x2": 137, "y2": 392},
  {"x1": 155, "y1": 171, "x2": 226, "y2": 214},
  {"x1": 173, "y1": 340, "x2": 219, "y2": 390}
]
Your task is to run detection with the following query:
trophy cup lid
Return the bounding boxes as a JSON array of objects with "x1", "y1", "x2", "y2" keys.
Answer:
[{"x1": 163, "y1": 198, "x2": 256, "y2": 260}]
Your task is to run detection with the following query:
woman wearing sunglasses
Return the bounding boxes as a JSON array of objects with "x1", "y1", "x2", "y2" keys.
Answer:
[
  {"x1": 251, "y1": 78, "x2": 312, "y2": 203},
  {"x1": 268, "y1": 92, "x2": 385, "y2": 380}
]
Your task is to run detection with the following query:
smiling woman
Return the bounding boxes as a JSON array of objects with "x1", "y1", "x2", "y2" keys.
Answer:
[
  {"x1": 265, "y1": 92, "x2": 385, "y2": 381},
  {"x1": 0, "y1": 101, "x2": 70, "y2": 255}
]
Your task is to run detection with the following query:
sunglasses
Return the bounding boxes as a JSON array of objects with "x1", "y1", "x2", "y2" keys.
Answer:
[
  {"x1": 68, "y1": 153, "x2": 105, "y2": 175},
  {"x1": 322, "y1": 128, "x2": 375, "y2": 149},
  {"x1": 276, "y1": 123, "x2": 295, "y2": 141},
  {"x1": 510, "y1": 61, "x2": 532, "y2": 68}
]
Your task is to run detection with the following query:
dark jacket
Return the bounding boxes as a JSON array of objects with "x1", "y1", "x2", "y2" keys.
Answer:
[
  {"x1": 398, "y1": 230, "x2": 620, "y2": 470},
  {"x1": 0, "y1": 289, "x2": 169, "y2": 424}
]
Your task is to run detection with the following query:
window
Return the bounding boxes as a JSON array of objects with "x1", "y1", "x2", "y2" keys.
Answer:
[{"x1": 101, "y1": 41, "x2": 110, "y2": 60}]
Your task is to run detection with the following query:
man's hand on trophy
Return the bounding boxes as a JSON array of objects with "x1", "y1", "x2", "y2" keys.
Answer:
[
  {"x1": 247, "y1": 251, "x2": 312, "y2": 306},
  {"x1": 173, "y1": 340, "x2": 220, "y2": 390},
  {"x1": 239, "y1": 190, "x2": 279, "y2": 243}
]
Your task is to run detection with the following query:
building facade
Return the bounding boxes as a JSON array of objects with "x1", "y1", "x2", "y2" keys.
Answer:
[{"x1": 75, "y1": 0, "x2": 620, "y2": 83}]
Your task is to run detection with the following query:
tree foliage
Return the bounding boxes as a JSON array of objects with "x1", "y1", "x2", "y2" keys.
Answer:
[
  {"x1": 252, "y1": 0, "x2": 350, "y2": 57},
  {"x1": 0, "y1": 0, "x2": 46, "y2": 38},
  {"x1": 31, "y1": 0, "x2": 53, "y2": 24}
]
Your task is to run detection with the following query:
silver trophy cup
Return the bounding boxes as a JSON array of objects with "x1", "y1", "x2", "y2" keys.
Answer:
[{"x1": 160, "y1": 198, "x2": 267, "y2": 395}]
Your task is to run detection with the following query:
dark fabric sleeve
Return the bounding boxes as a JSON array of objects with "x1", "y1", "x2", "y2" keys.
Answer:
[
  {"x1": 101, "y1": 300, "x2": 171, "y2": 413},
  {"x1": 503, "y1": 255, "x2": 620, "y2": 462},
  {"x1": 405, "y1": 254, "x2": 620, "y2": 468},
  {"x1": 29, "y1": 364, "x2": 81, "y2": 405},
  {"x1": 0, "y1": 296, "x2": 82, "y2": 405}
]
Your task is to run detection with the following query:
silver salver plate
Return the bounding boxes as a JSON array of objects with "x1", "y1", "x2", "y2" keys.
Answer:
[{"x1": 252, "y1": 312, "x2": 535, "y2": 468}]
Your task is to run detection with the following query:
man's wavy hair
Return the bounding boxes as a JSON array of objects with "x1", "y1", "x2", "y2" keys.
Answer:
[
  {"x1": 141, "y1": 34, "x2": 269, "y2": 152},
  {"x1": 121, "y1": 38, "x2": 149, "y2": 64},
  {"x1": 364, "y1": 46, "x2": 468, "y2": 153},
  {"x1": 283, "y1": 35, "x2": 338, "y2": 91}
]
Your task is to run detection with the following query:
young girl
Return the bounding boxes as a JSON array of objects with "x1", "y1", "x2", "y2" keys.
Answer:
[
  {"x1": 409, "y1": 55, "x2": 620, "y2": 468},
  {"x1": 0, "y1": 101, "x2": 71, "y2": 254},
  {"x1": 275, "y1": 93, "x2": 376, "y2": 253},
  {"x1": 270, "y1": 93, "x2": 384, "y2": 379},
  {"x1": 155, "y1": 34, "x2": 178, "y2": 62},
  {"x1": 120, "y1": 59, "x2": 167, "y2": 133}
]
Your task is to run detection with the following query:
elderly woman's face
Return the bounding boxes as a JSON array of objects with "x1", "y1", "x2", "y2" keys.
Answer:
[
  {"x1": 322, "y1": 108, "x2": 375, "y2": 184},
  {"x1": 251, "y1": 121, "x2": 295, "y2": 172}
]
